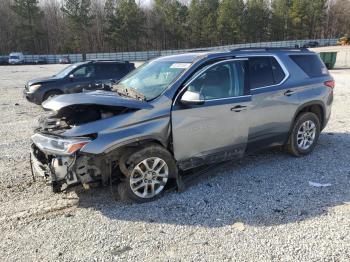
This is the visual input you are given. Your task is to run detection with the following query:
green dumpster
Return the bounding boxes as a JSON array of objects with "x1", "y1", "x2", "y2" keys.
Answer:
[{"x1": 319, "y1": 52, "x2": 337, "y2": 69}]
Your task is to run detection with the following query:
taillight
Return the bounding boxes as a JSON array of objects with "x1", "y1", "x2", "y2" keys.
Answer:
[{"x1": 324, "y1": 80, "x2": 335, "y2": 89}]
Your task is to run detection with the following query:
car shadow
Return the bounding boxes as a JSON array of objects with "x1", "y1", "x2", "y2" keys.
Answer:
[{"x1": 76, "y1": 131, "x2": 350, "y2": 228}]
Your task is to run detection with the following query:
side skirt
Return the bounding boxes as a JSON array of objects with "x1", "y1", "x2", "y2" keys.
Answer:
[{"x1": 177, "y1": 146, "x2": 245, "y2": 170}]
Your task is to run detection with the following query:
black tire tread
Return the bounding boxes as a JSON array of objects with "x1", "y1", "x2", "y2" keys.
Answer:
[{"x1": 286, "y1": 112, "x2": 321, "y2": 157}]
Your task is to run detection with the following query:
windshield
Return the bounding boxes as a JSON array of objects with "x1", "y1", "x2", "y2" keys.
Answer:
[
  {"x1": 115, "y1": 60, "x2": 191, "y2": 100},
  {"x1": 55, "y1": 64, "x2": 77, "y2": 78},
  {"x1": 10, "y1": 56, "x2": 19, "y2": 59}
]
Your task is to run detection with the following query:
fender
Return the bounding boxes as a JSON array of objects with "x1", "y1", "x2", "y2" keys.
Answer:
[{"x1": 289, "y1": 100, "x2": 326, "y2": 135}]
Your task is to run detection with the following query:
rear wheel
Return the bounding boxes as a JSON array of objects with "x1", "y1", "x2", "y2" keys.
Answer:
[
  {"x1": 286, "y1": 112, "x2": 321, "y2": 156},
  {"x1": 117, "y1": 145, "x2": 177, "y2": 203}
]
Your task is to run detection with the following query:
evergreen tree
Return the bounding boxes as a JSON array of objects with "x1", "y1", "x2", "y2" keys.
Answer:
[
  {"x1": 11, "y1": 0, "x2": 43, "y2": 53},
  {"x1": 61, "y1": 0, "x2": 93, "y2": 52},
  {"x1": 0, "y1": 0, "x2": 346, "y2": 54},
  {"x1": 271, "y1": 0, "x2": 291, "y2": 40},
  {"x1": 289, "y1": 0, "x2": 327, "y2": 39},
  {"x1": 152, "y1": 0, "x2": 188, "y2": 49},
  {"x1": 217, "y1": 0, "x2": 245, "y2": 44},
  {"x1": 244, "y1": 0, "x2": 271, "y2": 42},
  {"x1": 188, "y1": 0, "x2": 202, "y2": 47},
  {"x1": 104, "y1": 0, "x2": 119, "y2": 50},
  {"x1": 114, "y1": 0, "x2": 145, "y2": 51},
  {"x1": 188, "y1": 0, "x2": 219, "y2": 47}
]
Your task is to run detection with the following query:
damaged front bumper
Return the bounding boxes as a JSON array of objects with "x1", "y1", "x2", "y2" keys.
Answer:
[
  {"x1": 30, "y1": 133, "x2": 92, "y2": 191},
  {"x1": 30, "y1": 143, "x2": 80, "y2": 192},
  {"x1": 30, "y1": 132, "x2": 106, "y2": 192}
]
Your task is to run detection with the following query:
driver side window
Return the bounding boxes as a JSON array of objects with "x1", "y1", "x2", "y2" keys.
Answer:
[
  {"x1": 187, "y1": 60, "x2": 245, "y2": 100},
  {"x1": 72, "y1": 65, "x2": 95, "y2": 79}
]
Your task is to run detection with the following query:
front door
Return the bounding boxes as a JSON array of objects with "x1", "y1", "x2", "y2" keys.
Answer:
[
  {"x1": 64, "y1": 64, "x2": 96, "y2": 93},
  {"x1": 171, "y1": 59, "x2": 251, "y2": 169}
]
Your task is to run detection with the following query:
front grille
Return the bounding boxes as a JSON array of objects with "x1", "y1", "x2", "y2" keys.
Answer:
[{"x1": 31, "y1": 143, "x2": 47, "y2": 163}]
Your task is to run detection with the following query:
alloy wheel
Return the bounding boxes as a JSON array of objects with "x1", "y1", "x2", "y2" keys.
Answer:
[
  {"x1": 297, "y1": 120, "x2": 316, "y2": 150},
  {"x1": 130, "y1": 157, "x2": 169, "y2": 198}
]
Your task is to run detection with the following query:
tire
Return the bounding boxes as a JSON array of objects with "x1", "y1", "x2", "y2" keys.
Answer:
[
  {"x1": 117, "y1": 145, "x2": 177, "y2": 203},
  {"x1": 286, "y1": 112, "x2": 321, "y2": 157},
  {"x1": 43, "y1": 90, "x2": 62, "y2": 102}
]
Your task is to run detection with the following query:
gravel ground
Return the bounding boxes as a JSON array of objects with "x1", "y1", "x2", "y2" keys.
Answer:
[{"x1": 0, "y1": 64, "x2": 349, "y2": 261}]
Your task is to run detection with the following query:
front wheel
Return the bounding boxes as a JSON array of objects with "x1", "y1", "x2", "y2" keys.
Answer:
[
  {"x1": 43, "y1": 90, "x2": 62, "y2": 102},
  {"x1": 286, "y1": 112, "x2": 321, "y2": 157},
  {"x1": 117, "y1": 145, "x2": 177, "y2": 203}
]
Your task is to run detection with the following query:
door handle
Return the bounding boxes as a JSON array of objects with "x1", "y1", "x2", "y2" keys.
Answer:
[
  {"x1": 231, "y1": 105, "x2": 247, "y2": 112},
  {"x1": 284, "y1": 90, "x2": 295, "y2": 96}
]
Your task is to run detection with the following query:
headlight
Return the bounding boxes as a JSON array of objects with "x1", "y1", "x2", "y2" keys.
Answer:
[
  {"x1": 29, "y1": 84, "x2": 42, "y2": 92},
  {"x1": 31, "y1": 133, "x2": 91, "y2": 155}
]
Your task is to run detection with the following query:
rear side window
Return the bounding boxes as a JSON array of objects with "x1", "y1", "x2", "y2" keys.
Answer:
[
  {"x1": 96, "y1": 63, "x2": 127, "y2": 78},
  {"x1": 289, "y1": 55, "x2": 327, "y2": 77},
  {"x1": 270, "y1": 58, "x2": 285, "y2": 83},
  {"x1": 248, "y1": 57, "x2": 285, "y2": 89}
]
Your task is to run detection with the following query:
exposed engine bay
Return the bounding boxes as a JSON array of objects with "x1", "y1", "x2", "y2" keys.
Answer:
[
  {"x1": 30, "y1": 90, "x2": 165, "y2": 194},
  {"x1": 37, "y1": 104, "x2": 133, "y2": 133},
  {"x1": 32, "y1": 101, "x2": 137, "y2": 191}
]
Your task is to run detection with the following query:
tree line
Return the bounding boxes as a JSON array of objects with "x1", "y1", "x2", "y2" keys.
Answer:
[{"x1": 0, "y1": 0, "x2": 349, "y2": 55}]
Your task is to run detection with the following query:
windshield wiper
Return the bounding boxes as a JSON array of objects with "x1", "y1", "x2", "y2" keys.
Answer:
[{"x1": 113, "y1": 84, "x2": 146, "y2": 101}]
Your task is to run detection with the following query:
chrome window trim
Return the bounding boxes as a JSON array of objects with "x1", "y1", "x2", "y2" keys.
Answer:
[
  {"x1": 235, "y1": 54, "x2": 290, "y2": 91},
  {"x1": 173, "y1": 58, "x2": 249, "y2": 105},
  {"x1": 205, "y1": 95, "x2": 252, "y2": 102}
]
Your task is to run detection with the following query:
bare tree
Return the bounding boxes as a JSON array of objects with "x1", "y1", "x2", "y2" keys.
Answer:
[{"x1": 0, "y1": 0, "x2": 349, "y2": 56}]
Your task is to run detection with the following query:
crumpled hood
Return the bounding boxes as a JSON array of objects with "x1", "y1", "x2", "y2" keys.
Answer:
[
  {"x1": 42, "y1": 90, "x2": 153, "y2": 111},
  {"x1": 27, "y1": 77, "x2": 57, "y2": 86}
]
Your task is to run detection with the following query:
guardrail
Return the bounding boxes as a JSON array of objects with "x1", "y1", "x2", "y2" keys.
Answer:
[{"x1": 0, "y1": 39, "x2": 339, "y2": 64}]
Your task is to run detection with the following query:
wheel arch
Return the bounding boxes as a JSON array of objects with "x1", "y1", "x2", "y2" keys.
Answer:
[
  {"x1": 106, "y1": 137, "x2": 169, "y2": 155},
  {"x1": 43, "y1": 89, "x2": 64, "y2": 102},
  {"x1": 104, "y1": 137, "x2": 171, "y2": 166},
  {"x1": 291, "y1": 101, "x2": 326, "y2": 131}
]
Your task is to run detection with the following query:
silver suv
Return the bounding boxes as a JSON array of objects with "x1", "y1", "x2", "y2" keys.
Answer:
[{"x1": 30, "y1": 48, "x2": 334, "y2": 202}]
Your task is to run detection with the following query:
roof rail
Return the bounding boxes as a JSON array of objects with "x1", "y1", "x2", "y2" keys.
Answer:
[
  {"x1": 86, "y1": 59, "x2": 128, "y2": 63},
  {"x1": 231, "y1": 47, "x2": 310, "y2": 52}
]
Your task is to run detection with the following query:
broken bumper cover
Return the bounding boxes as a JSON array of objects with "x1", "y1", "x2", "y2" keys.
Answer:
[
  {"x1": 30, "y1": 133, "x2": 93, "y2": 191},
  {"x1": 30, "y1": 139, "x2": 105, "y2": 192},
  {"x1": 30, "y1": 144, "x2": 79, "y2": 192},
  {"x1": 30, "y1": 150, "x2": 49, "y2": 178}
]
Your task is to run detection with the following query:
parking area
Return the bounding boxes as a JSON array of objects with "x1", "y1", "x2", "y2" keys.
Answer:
[{"x1": 0, "y1": 64, "x2": 349, "y2": 261}]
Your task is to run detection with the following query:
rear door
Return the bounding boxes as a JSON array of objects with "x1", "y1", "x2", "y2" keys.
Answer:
[
  {"x1": 171, "y1": 59, "x2": 251, "y2": 168},
  {"x1": 95, "y1": 63, "x2": 129, "y2": 89},
  {"x1": 244, "y1": 56, "x2": 298, "y2": 149}
]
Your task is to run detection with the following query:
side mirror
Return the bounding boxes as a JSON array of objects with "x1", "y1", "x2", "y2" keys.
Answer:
[
  {"x1": 180, "y1": 90, "x2": 205, "y2": 105},
  {"x1": 69, "y1": 74, "x2": 75, "y2": 80}
]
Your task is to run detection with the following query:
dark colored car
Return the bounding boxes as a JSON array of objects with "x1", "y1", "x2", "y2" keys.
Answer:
[
  {"x1": 59, "y1": 56, "x2": 71, "y2": 64},
  {"x1": 24, "y1": 60, "x2": 135, "y2": 104},
  {"x1": 0, "y1": 56, "x2": 8, "y2": 65},
  {"x1": 30, "y1": 48, "x2": 334, "y2": 202},
  {"x1": 35, "y1": 57, "x2": 47, "y2": 64},
  {"x1": 303, "y1": 41, "x2": 319, "y2": 48}
]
